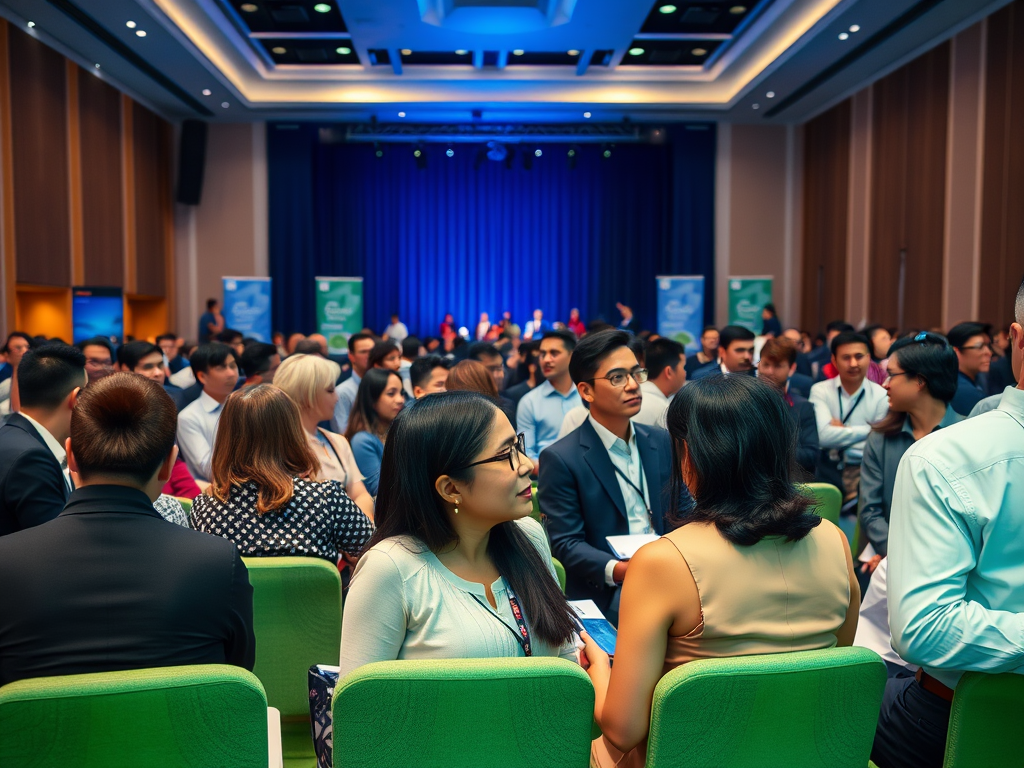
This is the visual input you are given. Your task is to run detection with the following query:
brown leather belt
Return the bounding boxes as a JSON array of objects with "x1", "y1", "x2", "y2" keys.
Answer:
[{"x1": 915, "y1": 668, "x2": 954, "y2": 703}]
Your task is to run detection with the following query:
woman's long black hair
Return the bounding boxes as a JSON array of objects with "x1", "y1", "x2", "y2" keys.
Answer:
[
  {"x1": 666, "y1": 374, "x2": 820, "y2": 545},
  {"x1": 368, "y1": 390, "x2": 576, "y2": 647}
]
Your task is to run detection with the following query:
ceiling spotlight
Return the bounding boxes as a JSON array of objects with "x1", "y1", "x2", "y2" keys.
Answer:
[
  {"x1": 313, "y1": 3, "x2": 331, "y2": 12},
  {"x1": 534, "y1": 148, "x2": 542, "y2": 157},
  {"x1": 241, "y1": 3, "x2": 258, "y2": 11},
  {"x1": 838, "y1": 32, "x2": 849, "y2": 40},
  {"x1": 583, "y1": 111, "x2": 592, "y2": 118},
  {"x1": 455, "y1": 49, "x2": 468, "y2": 55},
  {"x1": 27, "y1": 21, "x2": 35, "y2": 28},
  {"x1": 336, "y1": 46, "x2": 351, "y2": 54},
  {"x1": 628, "y1": 47, "x2": 644, "y2": 56},
  {"x1": 202, "y1": 88, "x2": 212, "y2": 95},
  {"x1": 568, "y1": 49, "x2": 579, "y2": 56},
  {"x1": 414, "y1": 145, "x2": 427, "y2": 169},
  {"x1": 126, "y1": 20, "x2": 136, "y2": 28},
  {"x1": 602, "y1": 145, "x2": 612, "y2": 159},
  {"x1": 567, "y1": 147, "x2": 577, "y2": 170},
  {"x1": 397, "y1": 111, "x2": 406, "y2": 117},
  {"x1": 272, "y1": 47, "x2": 286, "y2": 54},
  {"x1": 659, "y1": 4, "x2": 677, "y2": 13},
  {"x1": 221, "y1": 101, "x2": 230, "y2": 108},
  {"x1": 401, "y1": 48, "x2": 412, "y2": 55},
  {"x1": 568, "y1": 149, "x2": 576, "y2": 157},
  {"x1": 512, "y1": 49, "x2": 524, "y2": 56},
  {"x1": 136, "y1": 30, "x2": 147, "y2": 37},
  {"x1": 752, "y1": 103, "x2": 760, "y2": 110},
  {"x1": 849, "y1": 24, "x2": 860, "y2": 32},
  {"x1": 729, "y1": 5, "x2": 747, "y2": 14},
  {"x1": 766, "y1": 90, "x2": 775, "y2": 98},
  {"x1": 691, "y1": 47, "x2": 707, "y2": 56},
  {"x1": 446, "y1": 146, "x2": 454, "y2": 158},
  {"x1": 413, "y1": 149, "x2": 421, "y2": 157}
]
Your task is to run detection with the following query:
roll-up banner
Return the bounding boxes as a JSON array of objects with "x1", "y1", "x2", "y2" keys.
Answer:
[
  {"x1": 315, "y1": 277, "x2": 364, "y2": 355},
  {"x1": 222, "y1": 277, "x2": 272, "y2": 342},
  {"x1": 727, "y1": 276, "x2": 773, "y2": 333},
  {"x1": 656, "y1": 275, "x2": 705, "y2": 352}
]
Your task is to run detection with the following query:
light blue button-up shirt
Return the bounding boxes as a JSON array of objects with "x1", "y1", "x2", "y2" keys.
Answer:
[
  {"x1": 331, "y1": 372, "x2": 362, "y2": 434},
  {"x1": 888, "y1": 385, "x2": 1024, "y2": 689},
  {"x1": 176, "y1": 390, "x2": 223, "y2": 482},
  {"x1": 517, "y1": 379, "x2": 582, "y2": 461}
]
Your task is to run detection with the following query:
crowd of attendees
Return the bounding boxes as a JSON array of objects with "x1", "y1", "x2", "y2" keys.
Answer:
[{"x1": 0, "y1": 287, "x2": 1021, "y2": 768}]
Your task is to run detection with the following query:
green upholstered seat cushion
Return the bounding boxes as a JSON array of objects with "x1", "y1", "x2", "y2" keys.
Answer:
[
  {"x1": 646, "y1": 647, "x2": 886, "y2": 768},
  {"x1": 0, "y1": 665, "x2": 268, "y2": 768},
  {"x1": 332, "y1": 657, "x2": 594, "y2": 768},
  {"x1": 799, "y1": 483, "x2": 842, "y2": 525},
  {"x1": 944, "y1": 672, "x2": 1024, "y2": 768}
]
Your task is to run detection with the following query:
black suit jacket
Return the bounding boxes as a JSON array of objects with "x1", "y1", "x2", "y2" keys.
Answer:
[
  {"x1": 787, "y1": 391, "x2": 820, "y2": 477},
  {"x1": 540, "y1": 419, "x2": 676, "y2": 612},
  {"x1": 0, "y1": 485, "x2": 255, "y2": 686},
  {"x1": 0, "y1": 413, "x2": 70, "y2": 537}
]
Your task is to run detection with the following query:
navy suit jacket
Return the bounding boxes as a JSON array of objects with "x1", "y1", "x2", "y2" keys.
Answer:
[
  {"x1": 787, "y1": 391, "x2": 820, "y2": 477},
  {"x1": 690, "y1": 365, "x2": 755, "y2": 382},
  {"x1": 539, "y1": 419, "x2": 676, "y2": 611},
  {"x1": 0, "y1": 413, "x2": 70, "y2": 537}
]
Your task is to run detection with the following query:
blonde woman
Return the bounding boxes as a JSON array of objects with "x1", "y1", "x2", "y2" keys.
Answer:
[{"x1": 274, "y1": 354, "x2": 375, "y2": 521}]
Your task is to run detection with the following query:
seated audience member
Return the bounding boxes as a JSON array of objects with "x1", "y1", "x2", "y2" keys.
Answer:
[
  {"x1": 331, "y1": 332, "x2": 375, "y2": 434},
  {"x1": 504, "y1": 342, "x2": 541, "y2": 409},
  {"x1": 809, "y1": 331, "x2": 889, "y2": 505},
  {"x1": 799, "y1": 321, "x2": 853, "y2": 380},
  {"x1": 176, "y1": 342, "x2": 239, "y2": 483},
  {"x1": 858, "y1": 333, "x2": 960, "y2": 576},
  {"x1": 0, "y1": 344, "x2": 85, "y2": 536},
  {"x1": 345, "y1": 369, "x2": 406, "y2": 496},
  {"x1": 541, "y1": 330, "x2": 675, "y2": 624},
  {"x1": 157, "y1": 333, "x2": 189, "y2": 375},
  {"x1": 423, "y1": 336, "x2": 442, "y2": 354},
  {"x1": 0, "y1": 332, "x2": 34, "y2": 413},
  {"x1": 191, "y1": 385, "x2": 373, "y2": 561},
  {"x1": 467, "y1": 342, "x2": 507, "y2": 391},
  {"x1": 307, "y1": 334, "x2": 330, "y2": 357},
  {"x1": 399, "y1": 336, "x2": 421, "y2": 396},
  {"x1": 118, "y1": 340, "x2": 185, "y2": 410},
  {"x1": 947, "y1": 322, "x2": 992, "y2": 415},
  {"x1": 567, "y1": 308, "x2": 586, "y2": 338},
  {"x1": 968, "y1": 329, "x2": 1021, "y2": 416},
  {"x1": 985, "y1": 348, "x2": 1016, "y2": 397},
  {"x1": 339, "y1": 391, "x2": 577, "y2": 677},
  {"x1": 517, "y1": 330, "x2": 583, "y2": 463},
  {"x1": 272, "y1": 331, "x2": 286, "y2": 358},
  {"x1": 198, "y1": 298, "x2": 224, "y2": 343},
  {"x1": 689, "y1": 325, "x2": 755, "y2": 381},
  {"x1": 0, "y1": 373, "x2": 255, "y2": 685},
  {"x1": 523, "y1": 308, "x2": 550, "y2": 341},
  {"x1": 368, "y1": 340, "x2": 402, "y2": 372},
  {"x1": 757, "y1": 337, "x2": 819, "y2": 475},
  {"x1": 383, "y1": 313, "x2": 409, "y2": 344},
  {"x1": 294, "y1": 338, "x2": 326, "y2": 357},
  {"x1": 163, "y1": 456, "x2": 202, "y2": 500},
  {"x1": 635, "y1": 338, "x2": 686, "y2": 428},
  {"x1": 240, "y1": 342, "x2": 281, "y2": 387},
  {"x1": 475, "y1": 312, "x2": 491, "y2": 341},
  {"x1": 446, "y1": 359, "x2": 517, "y2": 429},
  {"x1": 215, "y1": 328, "x2": 245, "y2": 359},
  {"x1": 871, "y1": 280, "x2": 1024, "y2": 768},
  {"x1": 78, "y1": 336, "x2": 114, "y2": 385},
  {"x1": 561, "y1": 335, "x2": 651, "y2": 438},
  {"x1": 274, "y1": 354, "x2": 374, "y2": 520},
  {"x1": 410, "y1": 354, "x2": 450, "y2": 400},
  {"x1": 863, "y1": 325, "x2": 893, "y2": 365},
  {"x1": 286, "y1": 333, "x2": 306, "y2": 355},
  {"x1": 684, "y1": 326, "x2": 719, "y2": 378},
  {"x1": 582, "y1": 374, "x2": 858, "y2": 767},
  {"x1": 761, "y1": 303, "x2": 783, "y2": 337}
]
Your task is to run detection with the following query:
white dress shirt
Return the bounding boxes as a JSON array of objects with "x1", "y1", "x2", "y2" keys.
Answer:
[
  {"x1": 808, "y1": 376, "x2": 889, "y2": 464},
  {"x1": 557, "y1": 405, "x2": 589, "y2": 440},
  {"x1": 20, "y1": 412, "x2": 72, "y2": 493},
  {"x1": 634, "y1": 380, "x2": 670, "y2": 429},
  {"x1": 383, "y1": 322, "x2": 408, "y2": 343},
  {"x1": 176, "y1": 390, "x2": 223, "y2": 482}
]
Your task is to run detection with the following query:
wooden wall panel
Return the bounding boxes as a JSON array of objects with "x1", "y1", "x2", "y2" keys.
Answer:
[
  {"x1": 980, "y1": 2, "x2": 1024, "y2": 327},
  {"x1": 133, "y1": 102, "x2": 170, "y2": 296},
  {"x1": 78, "y1": 68, "x2": 124, "y2": 287},
  {"x1": 801, "y1": 100, "x2": 850, "y2": 334},
  {"x1": 8, "y1": 27, "x2": 70, "y2": 286},
  {"x1": 868, "y1": 42, "x2": 950, "y2": 331}
]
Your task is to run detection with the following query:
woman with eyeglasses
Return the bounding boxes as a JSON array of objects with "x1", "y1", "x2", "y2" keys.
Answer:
[{"x1": 338, "y1": 391, "x2": 579, "y2": 678}]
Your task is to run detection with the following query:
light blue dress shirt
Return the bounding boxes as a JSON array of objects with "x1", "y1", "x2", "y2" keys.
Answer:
[
  {"x1": 350, "y1": 431, "x2": 385, "y2": 497},
  {"x1": 331, "y1": 372, "x2": 362, "y2": 434},
  {"x1": 888, "y1": 386, "x2": 1024, "y2": 690},
  {"x1": 176, "y1": 390, "x2": 223, "y2": 482},
  {"x1": 516, "y1": 379, "x2": 583, "y2": 461}
]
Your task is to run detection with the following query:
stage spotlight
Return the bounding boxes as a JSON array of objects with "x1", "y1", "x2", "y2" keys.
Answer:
[
  {"x1": 446, "y1": 146, "x2": 455, "y2": 157},
  {"x1": 567, "y1": 147, "x2": 577, "y2": 170},
  {"x1": 374, "y1": 142, "x2": 384, "y2": 159},
  {"x1": 601, "y1": 144, "x2": 612, "y2": 159},
  {"x1": 534, "y1": 147, "x2": 543, "y2": 157},
  {"x1": 414, "y1": 144, "x2": 427, "y2": 169}
]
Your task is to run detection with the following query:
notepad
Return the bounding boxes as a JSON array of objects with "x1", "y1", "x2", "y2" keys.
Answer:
[
  {"x1": 606, "y1": 533, "x2": 660, "y2": 560},
  {"x1": 569, "y1": 600, "x2": 618, "y2": 657}
]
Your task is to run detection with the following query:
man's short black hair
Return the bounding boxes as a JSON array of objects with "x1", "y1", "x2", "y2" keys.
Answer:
[
  {"x1": 155, "y1": 333, "x2": 177, "y2": 344},
  {"x1": 830, "y1": 331, "x2": 871, "y2": 357},
  {"x1": 826, "y1": 320, "x2": 854, "y2": 334},
  {"x1": 410, "y1": 354, "x2": 450, "y2": 390},
  {"x1": 294, "y1": 339, "x2": 325, "y2": 356},
  {"x1": 719, "y1": 326, "x2": 756, "y2": 350},
  {"x1": 701, "y1": 325, "x2": 718, "y2": 336},
  {"x1": 467, "y1": 342, "x2": 501, "y2": 362},
  {"x1": 540, "y1": 329, "x2": 577, "y2": 354},
  {"x1": 18, "y1": 344, "x2": 86, "y2": 409},
  {"x1": 206, "y1": 298, "x2": 218, "y2": 311},
  {"x1": 646, "y1": 338, "x2": 686, "y2": 379},
  {"x1": 569, "y1": 329, "x2": 632, "y2": 385},
  {"x1": 946, "y1": 322, "x2": 989, "y2": 349},
  {"x1": 240, "y1": 342, "x2": 279, "y2": 377},
  {"x1": 348, "y1": 332, "x2": 375, "y2": 353},
  {"x1": 77, "y1": 336, "x2": 113, "y2": 356},
  {"x1": 2, "y1": 332, "x2": 33, "y2": 354},
  {"x1": 215, "y1": 328, "x2": 243, "y2": 344},
  {"x1": 118, "y1": 341, "x2": 161, "y2": 371},
  {"x1": 189, "y1": 342, "x2": 237, "y2": 376},
  {"x1": 401, "y1": 337, "x2": 421, "y2": 359}
]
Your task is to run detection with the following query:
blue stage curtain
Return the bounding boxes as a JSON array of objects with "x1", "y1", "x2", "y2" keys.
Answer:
[{"x1": 268, "y1": 123, "x2": 715, "y2": 338}]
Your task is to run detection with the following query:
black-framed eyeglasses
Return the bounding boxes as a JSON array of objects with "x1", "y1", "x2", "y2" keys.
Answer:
[
  {"x1": 584, "y1": 367, "x2": 649, "y2": 388},
  {"x1": 958, "y1": 343, "x2": 989, "y2": 352},
  {"x1": 451, "y1": 433, "x2": 526, "y2": 474},
  {"x1": 883, "y1": 371, "x2": 916, "y2": 384}
]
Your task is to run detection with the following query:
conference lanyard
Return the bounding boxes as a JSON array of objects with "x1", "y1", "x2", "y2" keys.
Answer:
[
  {"x1": 471, "y1": 584, "x2": 532, "y2": 657},
  {"x1": 837, "y1": 388, "x2": 866, "y2": 424}
]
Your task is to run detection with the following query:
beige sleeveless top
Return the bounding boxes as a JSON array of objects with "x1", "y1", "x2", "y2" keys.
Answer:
[{"x1": 662, "y1": 519, "x2": 850, "y2": 668}]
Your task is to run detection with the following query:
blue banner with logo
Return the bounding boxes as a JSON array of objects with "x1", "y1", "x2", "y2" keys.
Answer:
[
  {"x1": 222, "y1": 277, "x2": 272, "y2": 342},
  {"x1": 656, "y1": 275, "x2": 705, "y2": 352}
]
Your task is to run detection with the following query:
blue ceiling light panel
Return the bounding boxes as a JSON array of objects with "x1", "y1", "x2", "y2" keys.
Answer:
[{"x1": 417, "y1": 0, "x2": 578, "y2": 33}]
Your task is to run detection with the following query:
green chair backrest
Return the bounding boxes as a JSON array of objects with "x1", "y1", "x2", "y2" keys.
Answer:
[
  {"x1": 801, "y1": 482, "x2": 842, "y2": 525},
  {"x1": 646, "y1": 647, "x2": 886, "y2": 768},
  {"x1": 552, "y1": 557, "x2": 567, "y2": 593},
  {"x1": 175, "y1": 496, "x2": 192, "y2": 516},
  {"x1": 333, "y1": 657, "x2": 594, "y2": 768},
  {"x1": 943, "y1": 672, "x2": 1024, "y2": 768},
  {"x1": 0, "y1": 664, "x2": 268, "y2": 768},
  {"x1": 530, "y1": 484, "x2": 542, "y2": 523},
  {"x1": 243, "y1": 556, "x2": 342, "y2": 716}
]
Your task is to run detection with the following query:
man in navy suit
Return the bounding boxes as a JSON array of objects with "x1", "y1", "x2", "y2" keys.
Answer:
[
  {"x1": 689, "y1": 325, "x2": 756, "y2": 381},
  {"x1": 757, "y1": 337, "x2": 820, "y2": 477},
  {"x1": 540, "y1": 330, "x2": 681, "y2": 624},
  {"x1": 0, "y1": 344, "x2": 86, "y2": 536}
]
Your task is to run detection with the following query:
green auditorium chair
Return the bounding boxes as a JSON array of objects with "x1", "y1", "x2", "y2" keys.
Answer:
[
  {"x1": 243, "y1": 556, "x2": 343, "y2": 768},
  {"x1": 800, "y1": 482, "x2": 842, "y2": 525},
  {"x1": 175, "y1": 496, "x2": 192, "y2": 516},
  {"x1": 943, "y1": 671, "x2": 1024, "y2": 768},
  {"x1": 0, "y1": 664, "x2": 270, "y2": 768},
  {"x1": 530, "y1": 482, "x2": 542, "y2": 524},
  {"x1": 645, "y1": 647, "x2": 886, "y2": 768},
  {"x1": 332, "y1": 657, "x2": 594, "y2": 768},
  {"x1": 552, "y1": 556, "x2": 567, "y2": 593}
]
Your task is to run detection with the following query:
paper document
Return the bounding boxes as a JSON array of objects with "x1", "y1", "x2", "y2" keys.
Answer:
[
  {"x1": 606, "y1": 533, "x2": 660, "y2": 560},
  {"x1": 568, "y1": 600, "x2": 618, "y2": 656},
  {"x1": 858, "y1": 543, "x2": 877, "y2": 564}
]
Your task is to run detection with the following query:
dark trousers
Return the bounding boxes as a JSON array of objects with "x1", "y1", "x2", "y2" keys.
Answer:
[{"x1": 871, "y1": 676, "x2": 952, "y2": 768}]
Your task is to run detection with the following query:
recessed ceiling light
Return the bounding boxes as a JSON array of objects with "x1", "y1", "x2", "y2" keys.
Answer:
[
  {"x1": 659, "y1": 4, "x2": 677, "y2": 13},
  {"x1": 534, "y1": 148, "x2": 542, "y2": 157},
  {"x1": 126, "y1": 21, "x2": 136, "y2": 28},
  {"x1": 691, "y1": 47, "x2": 707, "y2": 56},
  {"x1": 752, "y1": 103, "x2": 760, "y2": 110},
  {"x1": 838, "y1": 32, "x2": 849, "y2": 40},
  {"x1": 241, "y1": 3, "x2": 258, "y2": 11},
  {"x1": 202, "y1": 88, "x2": 212, "y2": 96},
  {"x1": 398, "y1": 111, "x2": 406, "y2": 117},
  {"x1": 135, "y1": 30, "x2": 146, "y2": 37},
  {"x1": 27, "y1": 21, "x2": 35, "y2": 28},
  {"x1": 94, "y1": 63, "x2": 101, "y2": 68},
  {"x1": 455, "y1": 49, "x2": 468, "y2": 55},
  {"x1": 512, "y1": 49, "x2": 524, "y2": 56},
  {"x1": 336, "y1": 46, "x2": 351, "y2": 54},
  {"x1": 849, "y1": 24, "x2": 860, "y2": 32},
  {"x1": 628, "y1": 47, "x2": 644, "y2": 56},
  {"x1": 583, "y1": 111, "x2": 592, "y2": 118},
  {"x1": 401, "y1": 48, "x2": 412, "y2": 55},
  {"x1": 313, "y1": 3, "x2": 331, "y2": 12},
  {"x1": 221, "y1": 101, "x2": 230, "y2": 108},
  {"x1": 729, "y1": 5, "x2": 747, "y2": 14},
  {"x1": 568, "y1": 49, "x2": 579, "y2": 56},
  {"x1": 766, "y1": 91, "x2": 775, "y2": 98},
  {"x1": 272, "y1": 46, "x2": 286, "y2": 54}
]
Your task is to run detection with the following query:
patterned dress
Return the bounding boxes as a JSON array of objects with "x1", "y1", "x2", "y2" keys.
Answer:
[{"x1": 189, "y1": 478, "x2": 374, "y2": 562}]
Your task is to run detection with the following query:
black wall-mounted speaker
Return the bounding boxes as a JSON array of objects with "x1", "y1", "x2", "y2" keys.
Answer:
[{"x1": 176, "y1": 120, "x2": 207, "y2": 206}]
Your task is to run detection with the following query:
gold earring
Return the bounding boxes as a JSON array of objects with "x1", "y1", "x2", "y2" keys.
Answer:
[{"x1": 454, "y1": 502, "x2": 459, "y2": 514}]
